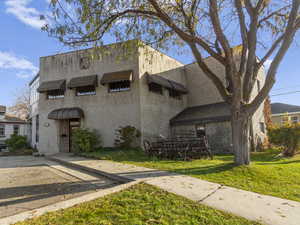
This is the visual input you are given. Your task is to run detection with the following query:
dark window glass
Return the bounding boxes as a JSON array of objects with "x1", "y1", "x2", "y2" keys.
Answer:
[
  {"x1": 149, "y1": 83, "x2": 163, "y2": 95},
  {"x1": 168, "y1": 89, "x2": 182, "y2": 100},
  {"x1": 291, "y1": 116, "x2": 298, "y2": 124},
  {"x1": 76, "y1": 86, "x2": 96, "y2": 96},
  {"x1": 195, "y1": 125, "x2": 206, "y2": 138},
  {"x1": 47, "y1": 90, "x2": 65, "y2": 99},
  {"x1": 260, "y1": 122, "x2": 265, "y2": 133},
  {"x1": 36, "y1": 115, "x2": 39, "y2": 143},
  {"x1": 0, "y1": 124, "x2": 5, "y2": 136},
  {"x1": 109, "y1": 81, "x2": 130, "y2": 93},
  {"x1": 0, "y1": 112, "x2": 4, "y2": 116},
  {"x1": 13, "y1": 125, "x2": 19, "y2": 135}
]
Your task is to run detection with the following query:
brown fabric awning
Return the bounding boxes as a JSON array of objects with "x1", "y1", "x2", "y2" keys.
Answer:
[
  {"x1": 68, "y1": 75, "x2": 98, "y2": 89},
  {"x1": 146, "y1": 74, "x2": 188, "y2": 94},
  {"x1": 100, "y1": 70, "x2": 133, "y2": 85},
  {"x1": 37, "y1": 80, "x2": 66, "y2": 93},
  {"x1": 48, "y1": 107, "x2": 84, "y2": 120}
]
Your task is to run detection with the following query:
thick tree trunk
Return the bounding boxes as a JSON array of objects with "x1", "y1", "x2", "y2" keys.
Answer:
[{"x1": 231, "y1": 112, "x2": 251, "y2": 165}]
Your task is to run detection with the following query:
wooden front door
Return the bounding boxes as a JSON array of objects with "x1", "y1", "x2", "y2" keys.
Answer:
[
  {"x1": 69, "y1": 119, "x2": 81, "y2": 152},
  {"x1": 59, "y1": 120, "x2": 70, "y2": 153}
]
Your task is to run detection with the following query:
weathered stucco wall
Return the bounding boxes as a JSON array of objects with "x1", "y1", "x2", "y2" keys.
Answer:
[
  {"x1": 39, "y1": 44, "x2": 141, "y2": 155},
  {"x1": 171, "y1": 121, "x2": 232, "y2": 153},
  {"x1": 138, "y1": 45, "x2": 187, "y2": 141}
]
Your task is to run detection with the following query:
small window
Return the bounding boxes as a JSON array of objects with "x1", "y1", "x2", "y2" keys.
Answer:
[
  {"x1": 109, "y1": 81, "x2": 130, "y2": 93},
  {"x1": 260, "y1": 122, "x2": 265, "y2": 133},
  {"x1": 195, "y1": 125, "x2": 206, "y2": 138},
  {"x1": 47, "y1": 90, "x2": 65, "y2": 100},
  {"x1": 76, "y1": 86, "x2": 96, "y2": 96},
  {"x1": 291, "y1": 116, "x2": 298, "y2": 124},
  {"x1": 36, "y1": 115, "x2": 39, "y2": 143},
  {"x1": 149, "y1": 83, "x2": 163, "y2": 95},
  {"x1": 0, "y1": 124, "x2": 5, "y2": 136},
  {"x1": 168, "y1": 89, "x2": 182, "y2": 100},
  {"x1": 13, "y1": 125, "x2": 19, "y2": 135}
]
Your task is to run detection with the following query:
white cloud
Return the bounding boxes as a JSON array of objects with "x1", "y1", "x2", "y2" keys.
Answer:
[
  {"x1": 0, "y1": 51, "x2": 38, "y2": 79},
  {"x1": 264, "y1": 59, "x2": 273, "y2": 70},
  {"x1": 5, "y1": 0, "x2": 46, "y2": 29}
]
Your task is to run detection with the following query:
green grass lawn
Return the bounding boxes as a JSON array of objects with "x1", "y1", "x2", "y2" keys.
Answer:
[
  {"x1": 16, "y1": 183, "x2": 261, "y2": 225},
  {"x1": 82, "y1": 148, "x2": 300, "y2": 202}
]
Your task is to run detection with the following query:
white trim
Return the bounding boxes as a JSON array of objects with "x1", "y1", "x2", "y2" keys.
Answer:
[{"x1": 272, "y1": 111, "x2": 300, "y2": 117}]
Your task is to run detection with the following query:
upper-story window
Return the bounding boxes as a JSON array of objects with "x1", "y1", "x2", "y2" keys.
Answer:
[
  {"x1": 0, "y1": 124, "x2": 5, "y2": 137},
  {"x1": 168, "y1": 89, "x2": 182, "y2": 100},
  {"x1": 13, "y1": 125, "x2": 19, "y2": 135},
  {"x1": 37, "y1": 79, "x2": 66, "y2": 100},
  {"x1": 260, "y1": 122, "x2": 265, "y2": 133},
  {"x1": 47, "y1": 90, "x2": 65, "y2": 100},
  {"x1": 148, "y1": 83, "x2": 163, "y2": 95},
  {"x1": 68, "y1": 75, "x2": 98, "y2": 96},
  {"x1": 291, "y1": 116, "x2": 298, "y2": 124},
  {"x1": 109, "y1": 80, "x2": 131, "y2": 93},
  {"x1": 76, "y1": 86, "x2": 96, "y2": 96}
]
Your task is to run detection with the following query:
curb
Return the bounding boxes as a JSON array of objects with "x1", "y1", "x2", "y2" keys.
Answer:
[{"x1": 46, "y1": 156, "x2": 132, "y2": 184}]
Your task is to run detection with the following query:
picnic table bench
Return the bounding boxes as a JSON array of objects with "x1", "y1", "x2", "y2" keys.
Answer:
[{"x1": 143, "y1": 136, "x2": 213, "y2": 161}]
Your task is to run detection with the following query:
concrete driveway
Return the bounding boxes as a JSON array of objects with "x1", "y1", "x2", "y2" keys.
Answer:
[{"x1": 0, "y1": 156, "x2": 117, "y2": 218}]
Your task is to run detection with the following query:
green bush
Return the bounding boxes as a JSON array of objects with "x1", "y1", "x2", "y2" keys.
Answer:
[
  {"x1": 5, "y1": 134, "x2": 28, "y2": 152},
  {"x1": 268, "y1": 123, "x2": 300, "y2": 157},
  {"x1": 72, "y1": 128, "x2": 101, "y2": 153},
  {"x1": 114, "y1": 125, "x2": 141, "y2": 149}
]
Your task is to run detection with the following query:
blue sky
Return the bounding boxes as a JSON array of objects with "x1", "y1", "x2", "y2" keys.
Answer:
[{"x1": 0, "y1": 0, "x2": 299, "y2": 107}]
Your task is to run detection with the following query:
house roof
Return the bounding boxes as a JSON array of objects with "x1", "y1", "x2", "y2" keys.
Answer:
[
  {"x1": 271, "y1": 103, "x2": 300, "y2": 114},
  {"x1": 170, "y1": 102, "x2": 231, "y2": 126},
  {"x1": 0, "y1": 115, "x2": 27, "y2": 124},
  {"x1": 29, "y1": 73, "x2": 40, "y2": 86}
]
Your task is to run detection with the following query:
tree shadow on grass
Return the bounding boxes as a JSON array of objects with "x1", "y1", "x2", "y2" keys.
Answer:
[{"x1": 170, "y1": 163, "x2": 237, "y2": 176}]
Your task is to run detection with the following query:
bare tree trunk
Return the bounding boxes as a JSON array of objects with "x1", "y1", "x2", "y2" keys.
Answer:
[{"x1": 231, "y1": 111, "x2": 251, "y2": 165}]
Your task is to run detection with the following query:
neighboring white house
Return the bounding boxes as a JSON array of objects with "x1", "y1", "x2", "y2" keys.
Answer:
[
  {"x1": 0, "y1": 105, "x2": 29, "y2": 151},
  {"x1": 35, "y1": 41, "x2": 267, "y2": 155},
  {"x1": 29, "y1": 73, "x2": 40, "y2": 149},
  {"x1": 271, "y1": 103, "x2": 300, "y2": 126}
]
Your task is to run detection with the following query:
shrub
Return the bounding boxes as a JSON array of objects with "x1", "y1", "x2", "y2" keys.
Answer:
[
  {"x1": 268, "y1": 123, "x2": 300, "y2": 157},
  {"x1": 5, "y1": 134, "x2": 28, "y2": 152},
  {"x1": 114, "y1": 125, "x2": 141, "y2": 149},
  {"x1": 72, "y1": 128, "x2": 101, "y2": 153}
]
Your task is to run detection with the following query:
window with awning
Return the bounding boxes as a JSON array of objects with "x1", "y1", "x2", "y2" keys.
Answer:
[
  {"x1": 146, "y1": 73, "x2": 188, "y2": 95},
  {"x1": 68, "y1": 75, "x2": 98, "y2": 96},
  {"x1": 37, "y1": 79, "x2": 66, "y2": 100},
  {"x1": 100, "y1": 70, "x2": 133, "y2": 93}
]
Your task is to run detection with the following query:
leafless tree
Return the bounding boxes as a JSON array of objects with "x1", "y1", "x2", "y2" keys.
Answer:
[{"x1": 9, "y1": 86, "x2": 30, "y2": 120}]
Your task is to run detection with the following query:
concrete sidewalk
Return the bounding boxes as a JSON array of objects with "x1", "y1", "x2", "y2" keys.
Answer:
[{"x1": 48, "y1": 154, "x2": 300, "y2": 225}]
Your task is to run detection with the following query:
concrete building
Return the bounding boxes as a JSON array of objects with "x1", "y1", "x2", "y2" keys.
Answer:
[
  {"x1": 271, "y1": 103, "x2": 300, "y2": 126},
  {"x1": 36, "y1": 41, "x2": 267, "y2": 155},
  {"x1": 29, "y1": 73, "x2": 40, "y2": 149},
  {"x1": 0, "y1": 106, "x2": 29, "y2": 151}
]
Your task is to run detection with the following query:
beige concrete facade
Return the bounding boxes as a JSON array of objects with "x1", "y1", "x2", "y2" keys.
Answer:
[{"x1": 37, "y1": 41, "x2": 267, "y2": 155}]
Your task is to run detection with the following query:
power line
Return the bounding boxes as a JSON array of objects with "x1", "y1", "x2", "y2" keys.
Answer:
[
  {"x1": 272, "y1": 84, "x2": 300, "y2": 92},
  {"x1": 270, "y1": 90, "x2": 300, "y2": 97}
]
